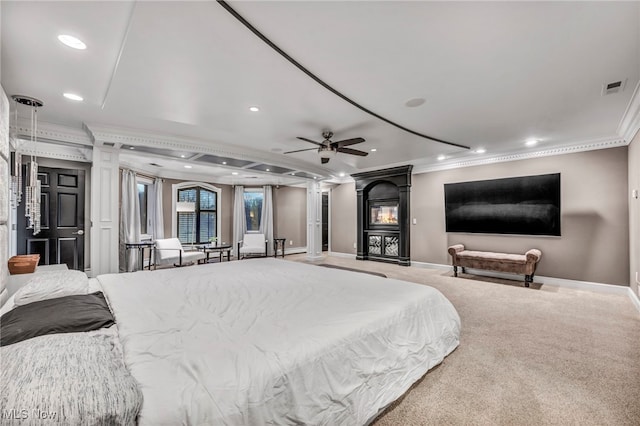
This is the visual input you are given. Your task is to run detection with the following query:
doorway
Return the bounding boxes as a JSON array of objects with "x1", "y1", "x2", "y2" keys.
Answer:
[{"x1": 17, "y1": 166, "x2": 85, "y2": 270}]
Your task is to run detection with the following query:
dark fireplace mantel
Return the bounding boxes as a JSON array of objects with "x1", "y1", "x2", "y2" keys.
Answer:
[{"x1": 352, "y1": 165, "x2": 412, "y2": 266}]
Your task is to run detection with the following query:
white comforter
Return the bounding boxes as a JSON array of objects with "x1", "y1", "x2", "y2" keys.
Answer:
[{"x1": 98, "y1": 258, "x2": 460, "y2": 425}]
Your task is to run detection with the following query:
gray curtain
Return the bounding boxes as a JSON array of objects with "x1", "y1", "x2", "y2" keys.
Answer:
[
  {"x1": 232, "y1": 185, "x2": 246, "y2": 257},
  {"x1": 150, "y1": 178, "x2": 164, "y2": 240},
  {"x1": 260, "y1": 185, "x2": 274, "y2": 256},
  {"x1": 120, "y1": 170, "x2": 141, "y2": 272}
]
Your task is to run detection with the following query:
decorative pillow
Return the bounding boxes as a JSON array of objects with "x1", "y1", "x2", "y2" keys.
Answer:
[
  {"x1": 0, "y1": 292, "x2": 115, "y2": 346},
  {"x1": 13, "y1": 270, "x2": 89, "y2": 306}
]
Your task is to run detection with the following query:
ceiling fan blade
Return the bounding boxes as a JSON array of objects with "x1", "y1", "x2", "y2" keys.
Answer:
[
  {"x1": 332, "y1": 137, "x2": 365, "y2": 148},
  {"x1": 337, "y1": 147, "x2": 368, "y2": 156},
  {"x1": 321, "y1": 157, "x2": 330, "y2": 164},
  {"x1": 284, "y1": 147, "x2": 318, "y2": 154},
  {"x1": 297, "y1": 137, "x2": 324, "y2": 146}
]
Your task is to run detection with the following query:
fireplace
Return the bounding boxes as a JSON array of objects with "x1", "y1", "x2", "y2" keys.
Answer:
[
  {"x1": 369, "y1": 202, "x2": 398, "y2": 225},
  {"x1": 352, "y1": 165, "x2": 412, "y2": 266}
]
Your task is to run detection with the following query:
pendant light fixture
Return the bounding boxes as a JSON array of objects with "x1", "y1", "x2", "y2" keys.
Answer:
[{"x1": 11, "y1": 95, "x2": 43, "y2": 236}]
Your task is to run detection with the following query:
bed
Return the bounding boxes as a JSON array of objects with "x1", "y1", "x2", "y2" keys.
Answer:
[{"x1": 2, "y1": 258, "x2": 460, "y2": 425}]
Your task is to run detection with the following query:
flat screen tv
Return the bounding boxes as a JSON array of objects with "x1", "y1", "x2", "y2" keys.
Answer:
[{"x1": 444, "y1": 173, "x2": 560, "y2": 236}]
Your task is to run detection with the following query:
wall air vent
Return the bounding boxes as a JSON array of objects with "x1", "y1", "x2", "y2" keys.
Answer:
[{"x1": 602, "y1": 79, "x2": 626, "y2": 95}]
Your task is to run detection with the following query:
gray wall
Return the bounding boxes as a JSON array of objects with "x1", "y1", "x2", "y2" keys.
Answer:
[
  {"x1": 330, "y1": 182, "x2": 357, "y2": 255},
  {"x1": 629, "y1": 133, "x2": 640, "y2": 296},
  {"x1": 332, "y1": 147, "x2": 630, "y2": 286},
  {"x1": 274, "y1": 186, "x2": 306, "y2": 248},
  {"x1": 161, "y1": 181, "x2": 307, "y2": 250}
]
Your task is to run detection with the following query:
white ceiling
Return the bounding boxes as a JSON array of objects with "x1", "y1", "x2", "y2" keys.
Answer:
[{"x1": 2, "y1": 1, "x2": 639, "y2": 184}]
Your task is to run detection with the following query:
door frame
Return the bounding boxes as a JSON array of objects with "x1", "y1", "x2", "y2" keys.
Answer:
[{"x1": 10, "y1": 156, "x2": 91, "y2": 272}]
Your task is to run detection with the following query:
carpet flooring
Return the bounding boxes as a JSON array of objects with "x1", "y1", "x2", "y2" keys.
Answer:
[{"x1": 288, "y1": 254, "x2": 640, "y2": 426}]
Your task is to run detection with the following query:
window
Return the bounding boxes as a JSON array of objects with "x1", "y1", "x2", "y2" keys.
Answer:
[
  {"x1": 176, "y1": 186, "x2": 218, "y2": 244},
  {"x1": 244, "y1": 189, "x2": 264, "y2": 232},
  {"x1": 136, "y1": 181, "x2": 150, "y2": 236}
]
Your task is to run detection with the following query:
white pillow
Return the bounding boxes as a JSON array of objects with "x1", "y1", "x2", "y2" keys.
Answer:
[
  {"x1": 13, "y1": 270, "x2": 90, "y2": 306},
  {"x1": 0, "y1": 294, "x2": 16, "y2": 316}
]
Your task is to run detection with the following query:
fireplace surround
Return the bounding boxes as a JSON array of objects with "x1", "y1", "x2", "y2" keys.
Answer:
[{"x1": 352, "y1": 165, "x2": 412, "y2": 266}]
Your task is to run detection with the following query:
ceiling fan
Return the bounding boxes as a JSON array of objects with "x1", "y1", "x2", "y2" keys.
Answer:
[{"x1": 284, "y1": 131, "x2": 368, "y2": 164}]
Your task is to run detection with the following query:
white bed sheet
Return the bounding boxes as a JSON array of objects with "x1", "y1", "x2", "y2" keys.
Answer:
[{"x1": 98, "y1": 258, "x2": 460, "y2": 425}]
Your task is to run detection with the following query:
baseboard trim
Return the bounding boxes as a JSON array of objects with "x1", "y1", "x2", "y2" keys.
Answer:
[
  {"x1": 332, "y1": 255, "x2": 639, "y2": 311},
  {"x1": 410, "y1": 260, "x2": 452, "y2": 270},
  {"x1": 328, "y1": 251, "x2": 357, "y2": 259},
  {"x1": 629, "y1": 287, "x2": 640, "y2": 314},
  {"x1": 284, "y1": 247, "x2": 306, "y2": 255}
]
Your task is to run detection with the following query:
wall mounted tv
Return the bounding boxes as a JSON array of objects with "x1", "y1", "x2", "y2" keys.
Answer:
[{"x1": 444, "y1": 173, "x2": 560, "y2": 236}]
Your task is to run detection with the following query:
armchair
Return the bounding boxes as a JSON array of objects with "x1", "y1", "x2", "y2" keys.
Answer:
[
  {"x1": 237, "y1": 233, "x2": 268, "y2": 259},
  {"x1": 154, "y1": 238, "x2": 206, "y2": 268}
]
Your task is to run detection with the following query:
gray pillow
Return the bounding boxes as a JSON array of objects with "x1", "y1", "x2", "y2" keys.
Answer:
[{"x1": 0, "y1": 292, "x2": 114, "y2": 346}]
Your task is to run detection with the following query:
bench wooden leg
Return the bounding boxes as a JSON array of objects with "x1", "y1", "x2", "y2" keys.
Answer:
[
  {"x1": 461, "y1": 267, "x2": 466, "y2": 274},
  {"x1": 453, "y1": 266, "x2": 458, "y2": 277},
  {"x1": 525, "y1": 274, "x2": 533, "y2": 287}
]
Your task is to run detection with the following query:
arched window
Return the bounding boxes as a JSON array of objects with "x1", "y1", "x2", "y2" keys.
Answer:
[{"x1": 172, "y1": 182, "x2": 221, "y2": 245}]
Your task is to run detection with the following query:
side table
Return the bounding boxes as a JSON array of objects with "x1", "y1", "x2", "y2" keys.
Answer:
[
  {"x1": 273, "y1": 238, "x2": 286, "y2": 258},
  {"x1": 125, "y1": 241, "x2": 155, "y2": 271}
]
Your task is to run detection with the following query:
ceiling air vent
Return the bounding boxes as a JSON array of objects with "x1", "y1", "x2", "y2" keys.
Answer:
[
  {"x1": 602, "y1": 79, "x2": 626, "y2": 95},
  {"x1": 149, "y1": 163, "x2": 162, "y2": 167}
]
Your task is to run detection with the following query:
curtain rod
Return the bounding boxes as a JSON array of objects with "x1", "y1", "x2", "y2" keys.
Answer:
[{"x1": 120, "y1": 168, "x2": 161, "y2": 181}]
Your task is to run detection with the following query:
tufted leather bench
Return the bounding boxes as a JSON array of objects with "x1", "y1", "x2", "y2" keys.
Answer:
[{"x1": 447, "y1": 244, "x2": 542, "y2": 287}]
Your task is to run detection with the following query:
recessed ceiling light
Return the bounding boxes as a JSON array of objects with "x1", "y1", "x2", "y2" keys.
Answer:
[
  {"x1": 222, "y1": 161, "x2": 227, "y2": 165},
  {"x1": 313, "y1": 176, "x2": 317, "y2": 179},
  {"x1": 291, "y1": 173, "x2": 295, "y2": 176},
  {"x1": 437, "y1": 155, "x2": 446, "y2": 161},
  {"x1": 525, "y1": 139, "x2": 539, "y2": 146},
  {"x1": 405, "y1": 97, "x2": 426, "y2": 108},
  {"x1": 184, "y1": 165, "x2": 192, "y2": 169},
  {"x1": 129, "y1": 146, "x2": 135, "y2": 150},
  {"x1": 249, "y1": 106, "x2": 260, "y2": 112},
  {"x1": 266, "y1": 168, "x2": 270, "y2": 172},
  {"x1": 339, "y1": 172, "x2": 345, "y2": 177},
  {"x1": 180, "y1": 154, "x2": 186, "y2": 158},
  {"x1": 58, "y1": 34, "x2": 86, "y2": 50},
  {"x1": 475, "y1": 148, "x2": 486, "y2": 154},
  {"x1": 370, "y1": 148, "x2": 377, "y2": 152},
  {"x1": 232, "y1": 172, "x2": 239, "y2": 175},
  {"x1": 63, "y1": 93, "x2": 83, "y2": 101}
]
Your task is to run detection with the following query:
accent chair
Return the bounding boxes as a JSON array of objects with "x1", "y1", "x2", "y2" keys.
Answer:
[
  {"x1": 237, "y1": 233, "x2": 268, "y2": 259},
  {"x1": 154, "y1": 238, "x2": 206, "y2": 268}
]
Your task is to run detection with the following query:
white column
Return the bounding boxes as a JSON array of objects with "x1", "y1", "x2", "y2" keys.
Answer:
[
  {"x1": 89, "y1": 145, "x2": 120, "y2": 277},
  {"x1": 306, "y1": 180, "x2": 323, "y2": 260}
]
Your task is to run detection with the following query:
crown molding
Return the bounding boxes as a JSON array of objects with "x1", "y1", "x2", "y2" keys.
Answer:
[
  {"x1": 411, "y1": 136, "x2": 627, "y2": 174},
  {"x1": 118, "y1": 158, "x2": 310, "y2": 187},
  {"x1": 617, "y1": 80, "x2": 640, "y2": 143},
  {"x1": 85, "y1": 123, "x2": 331, "y2": 177},
  {"x1": 11, "y1": 119, "x2": 93, "y2": 146},
  {"x1": 14, "y1": 138, "x2": 92, "y2": 163}
]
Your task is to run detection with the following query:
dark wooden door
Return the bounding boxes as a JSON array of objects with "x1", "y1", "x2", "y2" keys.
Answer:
[
  {"x1": 322, "y1": 192, "x2": 329, "y2": 251},
  {"x1": 17, "y1": 166, "x2": 85, "y2": 270}
]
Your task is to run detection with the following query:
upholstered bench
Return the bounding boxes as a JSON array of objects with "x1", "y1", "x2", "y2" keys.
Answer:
[{"x1": 447, "y1": 244, "x2": 542, "y2": 287}]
